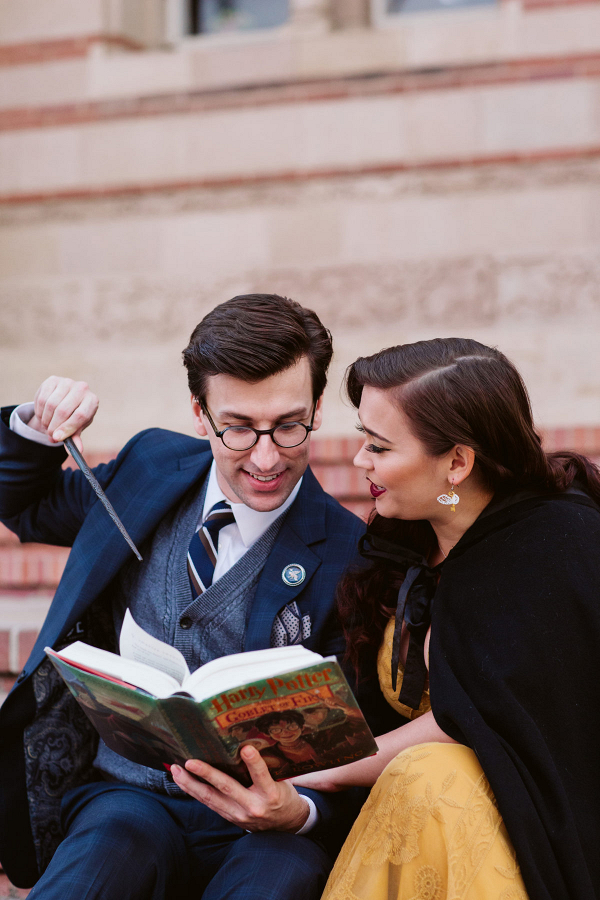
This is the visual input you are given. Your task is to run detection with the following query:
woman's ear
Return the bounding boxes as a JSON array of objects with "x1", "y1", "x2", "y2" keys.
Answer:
[{"x1": 448, "y1": 445, "x2": 476, "y2": 486}]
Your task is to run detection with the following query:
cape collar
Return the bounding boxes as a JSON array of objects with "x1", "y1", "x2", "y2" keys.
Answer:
[{"x1": 359, "y1": 485, "x2": 599, "y2": 710}]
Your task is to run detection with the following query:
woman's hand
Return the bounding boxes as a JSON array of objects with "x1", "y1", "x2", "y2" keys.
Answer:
[
  {"x1": 293, "y1": 712, "x2": 458, "y2": 792},
  {"x1": 290, "y1": 758, "x2": 374, "y2": 792}
]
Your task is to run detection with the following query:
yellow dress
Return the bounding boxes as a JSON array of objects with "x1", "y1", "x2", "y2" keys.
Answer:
[{"x1": 322, "y1": 619, "x2": 529, "y2": 900}]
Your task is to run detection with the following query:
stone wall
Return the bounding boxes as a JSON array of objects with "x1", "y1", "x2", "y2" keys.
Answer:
[{"x1": 1, "y1": 0, "x2": 599, "y2": 447}]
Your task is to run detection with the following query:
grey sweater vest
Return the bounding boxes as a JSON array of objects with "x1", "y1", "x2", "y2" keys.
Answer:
[{"x1": 94, "y1": 473, "x2": 287, "y2": 793}]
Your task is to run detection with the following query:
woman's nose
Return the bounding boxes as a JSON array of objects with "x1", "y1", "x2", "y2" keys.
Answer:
[{"x1": 353, "y1": 445, "x2": 372, "y2": 470}]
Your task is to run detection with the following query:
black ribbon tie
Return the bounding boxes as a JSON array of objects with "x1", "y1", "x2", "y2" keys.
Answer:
[{"x1": 359, "y1": 533, "x2": 440, "y2": 710}]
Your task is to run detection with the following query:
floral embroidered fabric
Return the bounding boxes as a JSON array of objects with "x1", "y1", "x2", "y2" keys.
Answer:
[
  {"x1": 322, "y1": 631, "x2": 529, "y2": 900},
  {"x1": 322, "y1": 744, "x2": 528, "y2": 900}
]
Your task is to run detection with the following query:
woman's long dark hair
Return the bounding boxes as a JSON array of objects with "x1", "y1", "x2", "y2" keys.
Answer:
[{"x1": 339, "y1": 337, "x2": 600, "y2": 674}]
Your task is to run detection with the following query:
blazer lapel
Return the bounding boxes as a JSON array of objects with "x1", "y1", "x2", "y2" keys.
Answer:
[
  {"x1": 245, "y1": 468, "x2": 326, "y2": 651},
  {"x1": 28, "y1": 447, "x2": 213, "y2": 673}
]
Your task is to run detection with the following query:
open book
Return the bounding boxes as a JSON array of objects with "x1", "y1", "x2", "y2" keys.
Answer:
[{"x1": 45, "y1": 611, "x2": 377, "y2": 785}]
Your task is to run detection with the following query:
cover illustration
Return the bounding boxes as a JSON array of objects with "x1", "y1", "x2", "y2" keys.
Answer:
[{"x1": 48, "y1": 653, "x2": 378, "y2": 785}]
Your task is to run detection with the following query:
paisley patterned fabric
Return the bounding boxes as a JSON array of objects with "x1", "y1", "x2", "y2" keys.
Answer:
[
  {"x1": 23, "y1": 603, "x2": 116, "y2": 874},
  {"x1": 24, "y1": 660, "x2": 98, "y2": 874}
]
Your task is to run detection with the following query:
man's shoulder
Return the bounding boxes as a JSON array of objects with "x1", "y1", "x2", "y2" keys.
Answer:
[
  {"x1": 321, "y1": 491, "x2": 364, "y2": 537},
  {"x1": 300, "y1": 466, "x2": 365, "y2": 541},
  {"x1": 116, "y1": 428, "x2": 211, "y2": 466}
]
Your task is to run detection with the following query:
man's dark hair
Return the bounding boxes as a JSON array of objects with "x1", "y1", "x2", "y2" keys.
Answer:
[{"x1": 182, "y1": 294, "x2": 333, "y2": 404}]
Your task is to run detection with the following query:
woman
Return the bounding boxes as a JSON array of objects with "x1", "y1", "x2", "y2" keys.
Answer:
[{"x1": 293, "y1": 338, "x2": 600, "y2": 900}]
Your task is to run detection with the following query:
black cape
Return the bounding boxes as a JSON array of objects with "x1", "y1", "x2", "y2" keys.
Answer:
[{"x1": 429, "y1": 489, "x2": 600, "y2": 900}]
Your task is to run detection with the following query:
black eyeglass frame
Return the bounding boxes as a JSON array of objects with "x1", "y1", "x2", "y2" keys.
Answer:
[{"x1": 199, "y1": 401, "x2": 317, "y2": 451}]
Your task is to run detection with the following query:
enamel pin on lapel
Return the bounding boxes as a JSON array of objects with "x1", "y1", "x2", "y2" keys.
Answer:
[{"x1": 282, "y1": 564, "x2": 306, "y2": 586}]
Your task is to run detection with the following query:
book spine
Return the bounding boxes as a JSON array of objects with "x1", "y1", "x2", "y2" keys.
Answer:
[{"x1": 157, "y1": 696, "x2": 253, "y2": 784}]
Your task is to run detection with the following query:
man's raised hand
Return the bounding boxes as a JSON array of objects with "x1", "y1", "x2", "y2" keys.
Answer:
[
  {"x1": 29, "y1": 376, "x2": 99, "y2": 452},
  {"x1": 171, "y1": 745, "x2": 310, "y2": 833}
]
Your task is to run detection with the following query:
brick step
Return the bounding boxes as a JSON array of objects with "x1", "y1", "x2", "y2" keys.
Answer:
[
  {"x1": 0, "y1": 593, "x2": 53, "y2": 698},
  {"x1": 0, "y1": 545, "x2": 69, "y2": 589}
]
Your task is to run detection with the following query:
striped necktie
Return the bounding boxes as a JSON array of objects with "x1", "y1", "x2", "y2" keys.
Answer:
[{"x1": 187, "y1": 500, "x2": 236, "y2": 598}]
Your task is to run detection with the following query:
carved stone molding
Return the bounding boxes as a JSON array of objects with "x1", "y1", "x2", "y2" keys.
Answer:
[
  {"x1": 3, "y1": 253, "x2": 600, "y2": 348},
  {"x1": 2, "y1": 155, "x2": 600, "y2": 226}
]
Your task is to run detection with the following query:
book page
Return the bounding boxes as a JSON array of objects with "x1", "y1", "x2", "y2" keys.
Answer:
[
  {"x1": 185, "y1": 645, "x2": 323, "y2": 701},
  {"x1": 120, "y1": 609, "x2": 190, "y2": 684},
  {"x1": 48, "y1": 643, "x2": 182, "y2": 698}
]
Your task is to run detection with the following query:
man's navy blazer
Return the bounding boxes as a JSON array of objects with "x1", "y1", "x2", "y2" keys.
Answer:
[{"x1": 0, "y1": 410, "x2": 397, "y2": 887}]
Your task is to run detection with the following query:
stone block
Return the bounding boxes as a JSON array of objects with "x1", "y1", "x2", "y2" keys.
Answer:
[
  {"x1": 402, "y1": 89, "x2": 479, "y2": 162},
  {"x1": 161, "y1": 208, "x2": 269, "y2": 278},
  {"x1": 297, "y1": 28, "x2": 405, "y2": 77},
  {"x1": 0, "y1": 59, "x2": 87, "y2": 110},
  {"x1": 0, "y1": 126, "x2": 81, "y2": 195},
  {"x1": 298, "y1": 95, "x2": 407, "y2": 169},
  {"x1": 192, "y1": 35, "x2": 295, "y2": 91},
  {"x1": 184, "y1": 103, "x2": 303, "y2": 179},
  {"x1": 80, "y1": 115, "x2": 190, "y2": 187},
  {"x1": 88, "y1": 46, "x2": 191, "y2": 101},
  {"x1": 0, "y1": 224, "x2": 59, "y2": 277},
  {"x1": 479, "y1": 79, "x2": 597, "y2": 154},
  {"x1": 268, "y1": 202, "x2": 342, "y2": 268},
  {"x1": 57, "y1": 217, "x2": 163, "y2": 276}
]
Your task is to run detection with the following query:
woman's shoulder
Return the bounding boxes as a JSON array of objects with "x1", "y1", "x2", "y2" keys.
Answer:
[
  {"x1": 462, "y1": 490, "x2": 600, "y2": 558},
  {"x1": 450, "y1": 490, "x2": 600, "y2": 599},
  {"x1": 510, "y1": 492, "x2": 600, "y2": 548}
]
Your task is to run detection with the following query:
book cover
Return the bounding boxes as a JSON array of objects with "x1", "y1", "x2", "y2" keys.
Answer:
[{"x1": 47, "y1": 651, "x2": 378, "y2": 785}]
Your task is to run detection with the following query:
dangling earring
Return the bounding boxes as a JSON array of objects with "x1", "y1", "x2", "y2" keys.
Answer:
[{"x1": 437, "y1": 480, "x2": 460, "y2": 513}]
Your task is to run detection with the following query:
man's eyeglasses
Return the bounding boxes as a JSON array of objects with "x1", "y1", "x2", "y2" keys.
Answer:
[{"x1": 200, "y1": 402, "x2": 316, "y2": 451}]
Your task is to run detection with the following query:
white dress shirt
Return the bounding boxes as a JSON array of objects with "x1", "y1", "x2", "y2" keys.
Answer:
[
  {"x1": 10, "y1": 402, "x2": 318, "y2": 833},
  {"x1": 202, "y1": 461, "x2": 301, "y2": 583}
]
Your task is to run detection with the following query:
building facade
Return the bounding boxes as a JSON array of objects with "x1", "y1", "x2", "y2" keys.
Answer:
[{"x1": 1, "y1": 0, "x2": 600, "y2": 447}]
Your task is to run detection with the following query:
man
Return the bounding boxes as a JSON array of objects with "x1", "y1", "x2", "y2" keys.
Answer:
[{"x1": 0, "y1": 295, "x2": 396, "y2": 900}]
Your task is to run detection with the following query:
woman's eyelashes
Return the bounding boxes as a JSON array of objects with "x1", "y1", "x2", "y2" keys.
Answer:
[{"x1": 355, "y1": 423, "x2": 389, "y2": 454}]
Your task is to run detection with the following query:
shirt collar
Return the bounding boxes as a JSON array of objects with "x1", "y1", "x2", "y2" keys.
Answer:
[{"x1": 202, "y1": 461, "x2": 302, "y2": 548}]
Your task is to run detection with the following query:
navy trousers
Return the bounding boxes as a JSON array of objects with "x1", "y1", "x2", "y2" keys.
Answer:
[{"x1": 27, "y1": 782, "x2": 332, "y2": 900}]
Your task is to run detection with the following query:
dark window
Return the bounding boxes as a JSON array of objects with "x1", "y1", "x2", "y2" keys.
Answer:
[
  {"x1": 188, "y1": 0, "x2": 289, "y2": 35},
  {"x1": 387, "y1": 0, "x2": 493, "y2": 13}
]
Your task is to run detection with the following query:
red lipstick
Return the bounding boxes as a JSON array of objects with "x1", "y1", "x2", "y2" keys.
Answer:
[{"x1": 369, "y1": 480, "x2": 386, "y2": 497}]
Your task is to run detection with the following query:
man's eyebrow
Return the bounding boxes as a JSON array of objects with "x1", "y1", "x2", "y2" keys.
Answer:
[
  {"x1": 359, "y1": 419, "x2": 392, "y2": 444},
  {"x1": 217, "y1": 407, "x2": 309, "y2": 423}
]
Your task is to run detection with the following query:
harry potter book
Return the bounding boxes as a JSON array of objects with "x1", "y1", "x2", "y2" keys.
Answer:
[{"x1": 45, "y1": 610, "x2": 377, "y2": 785}]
